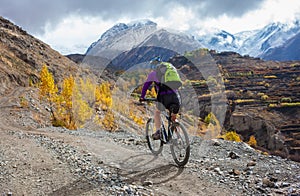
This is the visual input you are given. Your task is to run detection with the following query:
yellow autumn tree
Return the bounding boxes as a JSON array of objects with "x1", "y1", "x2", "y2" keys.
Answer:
[
  {"x1": 58, "y1": 75, "x2": 76, "y2": 129},
  {"x1": 79, "y1": 78, "x2": 96, "y2": 106},
  {"x1": 95, "y1": 82, "x2": 118, "y2": 131},
  {"x1": 220, "y1": 131, "x2": 242, "y2": 142},
  {"x1": 48, "y1": 75, "x2": 75, "y2": 129},
  {"x1": 95, "y1": 82, "x2": 112, "y2": 110},
  {"x1": 46, "y1": 75, "x2": 93, "y2": 130},
  {"x1": 39, "y1": 64, "x2": 58, "y2": 102},
  {"x1": 39, "y1": 67, "x2": 116, "y2": 130},
  {"x1": 39, "y1": 64, "x2": 61, "y2": 126},
  {"x1": 102, "y1": 110, "x2": 118, "y2": 131},
  {"x1": 247, "y1": 135, "x2": 257, "y2": 147},
  {"x1": 72, "y1": 78, "x2": 93, "y2": 128}
]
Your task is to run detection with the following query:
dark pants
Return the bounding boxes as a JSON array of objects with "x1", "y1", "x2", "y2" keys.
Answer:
[{"x1": 157, "y1": 92, "x2": 181, "y2": 114}]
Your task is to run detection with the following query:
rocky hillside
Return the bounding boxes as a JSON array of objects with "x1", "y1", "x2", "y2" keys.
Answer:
[
  {"x1": 169, "y1": 51, "x2": 300, "y2": 161},
  {"x1": 262, "y1": 33, "x2": 300, "y2": 61},
  {"x1": 214, "y1": 52, "x2": 300, "y2": 161},
  {"x1": 0, "y1": 16, "x2": 81, "y2": 96}
]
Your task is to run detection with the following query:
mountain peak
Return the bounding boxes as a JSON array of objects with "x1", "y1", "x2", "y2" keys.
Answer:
[
  {"x1": 86, "y1": 19, "x2": 158, "y2": 57},
  {"x1": 100, "y1": 20, "x2": 157, "y2": 40},
  {"x1": 99, "y1": 23, "x2": 129, "y2": 40},
  {"x1": 127, "y1": 19, "x2": 157, "y2": 28}
]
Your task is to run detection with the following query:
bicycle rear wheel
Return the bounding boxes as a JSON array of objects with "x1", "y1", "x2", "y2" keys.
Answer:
[
  {"x1": 170, "y1": 122, "x2": 190, "y2": 167},
  {"x1": 146, "y1": 118, "x2": 163, "y2": 155}
]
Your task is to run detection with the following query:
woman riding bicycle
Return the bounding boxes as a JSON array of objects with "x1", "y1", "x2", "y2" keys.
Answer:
[{"x1": 139, "y1": 56, "x2": 181, "y2": 140}]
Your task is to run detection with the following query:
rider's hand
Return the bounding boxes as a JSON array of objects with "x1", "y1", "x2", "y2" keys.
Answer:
[{"x1": 139, "y1": 97, "x2": 145, "y2": 103}]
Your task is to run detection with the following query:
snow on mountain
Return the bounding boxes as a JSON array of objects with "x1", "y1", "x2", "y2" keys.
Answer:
[
  {"x1": 238, "y1": 21, "x2": 300, "y2": 57},
  {"x1": 197, "y1": 29, "x2": 239, "y2": 52},
  {"x1": 85, "y1": 19, "x2": 202, "y2": 62},
  {"x1": 195, "y1": 20, "x2": 300, "y2": 59},
  {"x1": 84, "y1": 19, "x2": 300, "y2": 61},
  {"x1": 138, "y1": 29, "x2": 202, "y2": 54},
  {"x1": 261, "y1": 32, "x2": 300, "y2": 61},
  {"x1": 233, "y1": 30, "x2": 259, "y2": 50},
  {"x1": 85, "y1": 20, "x2": 157, "y2": 59}
]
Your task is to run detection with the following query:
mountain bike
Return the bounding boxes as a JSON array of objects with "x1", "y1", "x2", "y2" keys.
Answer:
[{"x1": 142, "y1": 98, "x2": 190, "y2": 167}]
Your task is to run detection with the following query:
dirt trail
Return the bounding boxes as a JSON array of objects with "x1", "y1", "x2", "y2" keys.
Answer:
[
  {"x1": 0, "y1": 89, "x2": 235, "y2": 196},
  {"x1": 0, "y1": 122, "x2": 235, "y2": 195},
  {"x1": 1, "y1": 88, "x2": 298, "y2": 195},
  {"x1": 78, "y1": 135, "x2": 235, "y2": 195}
]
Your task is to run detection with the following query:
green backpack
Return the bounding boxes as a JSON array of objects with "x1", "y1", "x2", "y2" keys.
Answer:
[{"x1": 156, "y1": 62, "x2": 182, "y2": 89}]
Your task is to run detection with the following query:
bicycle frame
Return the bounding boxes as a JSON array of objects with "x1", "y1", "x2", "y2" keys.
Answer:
[
  {"x1": 143, "y1": 98, "x2": 174, "y2": 144},
  {"x1": 159, "y1": 110, "x2": 174, "y2": 144}
]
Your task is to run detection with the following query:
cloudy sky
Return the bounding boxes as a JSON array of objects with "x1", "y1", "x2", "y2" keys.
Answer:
[{"x1": 1, "y1": 0, "x2": 300, "y2": 54}]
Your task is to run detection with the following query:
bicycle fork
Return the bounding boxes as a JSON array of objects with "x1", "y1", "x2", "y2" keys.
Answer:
[
  {"x1": 160, "y1": 122, "x2": 174, "y2": 144},
  {"x1": 160, "y1": 125, "x2": 168, "y2": 144}
]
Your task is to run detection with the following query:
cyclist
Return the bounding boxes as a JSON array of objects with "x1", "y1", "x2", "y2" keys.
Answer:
[{"x1": 139, "y1": 56, "x2": 181, "y2": 140}]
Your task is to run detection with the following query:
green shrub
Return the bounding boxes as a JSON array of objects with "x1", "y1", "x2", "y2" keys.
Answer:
[
  {"x1": 281, "y1": 97, "x2": 292, "y2": 103},
  {"x1": 204, "y1": 112, "x2": 217, "y2": 125},
  {"x1": 280, "y1": 102, "x2": 300, "y2": 107}
]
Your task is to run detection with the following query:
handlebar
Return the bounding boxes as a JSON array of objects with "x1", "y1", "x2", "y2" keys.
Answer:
[{"x1": 141, "y1": 98, "x2": 157, "y2": 102}]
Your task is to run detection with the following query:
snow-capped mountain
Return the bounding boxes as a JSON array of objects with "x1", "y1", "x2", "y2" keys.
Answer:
[
  {"x1": 196, "y1": 21, "x2": 300, "y2": 59},
  {"x1": 238, "y1": 21, "x2": 300, "y2": 57},
  {"x1": 198, "y1": 30, "x2": 239, "y2": 52},
  {"x1": 85, "y1": 19, "x2": 300, "y2": 62},
  {"x1": 86, "y1": 20, "x2": 158, "y2": 59},
  {"x1": 261, "y1": 32, "x2": 300, "y2": 61},
  {"x1": 233, "y1": 30, "x2": 259, "y2": 48},
  {"x1": 137, "y1": 29, "x2": 202, "y2": 54},
  {"x1": 86, "y1": 19, "x2": 201, "y2": 60}
]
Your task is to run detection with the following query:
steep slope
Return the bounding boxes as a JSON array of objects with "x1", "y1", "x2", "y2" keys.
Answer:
[
  {"x1": 0, "y1": 16, "x2": 80, "y2": 95},
  {"x1": 240, "y1": 21, "x2": 300, "y2": 58},
  {"x1": 262, "y1": 32, "x2": 300, "y2": 61}
]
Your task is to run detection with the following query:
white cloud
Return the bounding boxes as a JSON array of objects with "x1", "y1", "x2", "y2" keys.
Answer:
[
  {"x1": 31, "y1": 0, "x2": 300, "y2": 54},
  {"x1": 35, "y1": 15, "x2": 115, "y2": 54},
  {"x1": 154, "y1": 6, "x2": 195, "y2": 32},
  {"x1": 261, "y1": 0, "x2": 300, "y2": 22},
  {"x1": 192, "y1": 0, "x2": 300, "y2": 34}
]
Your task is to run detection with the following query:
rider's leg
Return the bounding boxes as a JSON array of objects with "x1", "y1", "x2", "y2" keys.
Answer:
[
  {"x1": 151, "y1": 108, "x2": 162, "y2": 140},
  {"x1": 154, "y1": 109, "x2": 161, "y2": 130}
]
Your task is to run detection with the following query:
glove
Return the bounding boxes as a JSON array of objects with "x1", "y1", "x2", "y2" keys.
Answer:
[{"x1": 139, "y1": 97, "x2": 145, "y2": 103}]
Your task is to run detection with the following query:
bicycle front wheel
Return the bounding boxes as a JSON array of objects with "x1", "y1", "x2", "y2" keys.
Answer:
[
  {"x1": 146, "y1": 118, "x2": 163, "y2": 155},
  {"x1": 170, "y1": 122, "x2": 190, "y2": 167}
]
